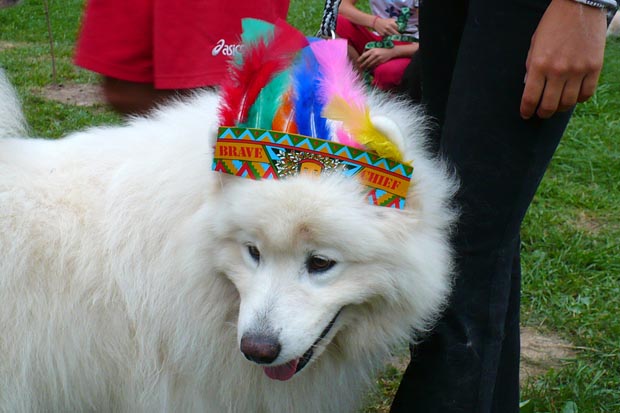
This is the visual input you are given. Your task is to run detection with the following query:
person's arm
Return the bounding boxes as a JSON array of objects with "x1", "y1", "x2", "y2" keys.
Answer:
[
  {"x1": 338, "y1": 0, "x2": 400, "y2": 36},
  {"x1": 358, "y1": 43, "x2": 419, "y2": 70},
  {"x1": 520, "y1": 0, "x2": 608, "y2": 119}
]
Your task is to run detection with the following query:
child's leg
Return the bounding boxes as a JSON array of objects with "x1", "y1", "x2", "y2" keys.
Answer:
[
  {"x1": 102, "y1": 77, "x2": 194, "y2": 115},
  {"x1": 372, "y1": 58, "x2": 411, "y2": 90},
  {"x1": 335, "y1": 15, "x2": 380, "y2": 55}
]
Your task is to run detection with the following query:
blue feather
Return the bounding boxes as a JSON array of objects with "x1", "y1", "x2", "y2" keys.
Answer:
[{"x1": 292, "y1": 44, "x2": 330, "y2": 140}]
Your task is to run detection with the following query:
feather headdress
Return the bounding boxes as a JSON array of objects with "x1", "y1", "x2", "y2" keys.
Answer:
[{"x1": 213, "y1": 20, "x2": 413, "y2": 209}]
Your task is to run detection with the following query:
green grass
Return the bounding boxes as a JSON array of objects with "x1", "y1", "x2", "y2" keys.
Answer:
[
  {"x1": 518, "y1": 37, "x2": 620, "y2": 413},
  {"x1": 1, "y1": 1, "x2": 620, "y2": 412},
  {"x1": 0, "y1": 0, "x2": 121, "y2": 136}
]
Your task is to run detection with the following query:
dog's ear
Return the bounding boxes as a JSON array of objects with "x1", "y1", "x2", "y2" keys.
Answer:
[{"x1": 369, "y1": 115, "x2": 406, "y2": 157}]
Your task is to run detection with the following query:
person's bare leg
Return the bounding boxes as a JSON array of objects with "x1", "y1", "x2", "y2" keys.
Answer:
[{"x1": 102, "y1": 77, "x2": 194, "y2": 116}]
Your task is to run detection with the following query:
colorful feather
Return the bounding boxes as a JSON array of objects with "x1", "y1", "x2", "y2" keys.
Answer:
[
  {"x1": 323, "y1": 96, "x2": 404, "y2": 161},
  {"x1": 219, "y1": 19, "x2": 307, "y2": 126},
  {"x1": 246, "y1": 70, "x2": 290, "y2": 129},
  {"x1": 309, "y1": 39, "x2": 366, "y2": 107},
  {"x1": 272, "y1": 90, "x2": 298, "y2": 133},
  {"x1": 231, "y1": 18, "x2": 275, "y2": 66},
  {"x1": 309, "y1": 39, "x2": 367, "y2": 148},
  {"x1": 241, "y1": 18, "x2": 274, "y2": 44},
  {"x1": 292, "y1": 43, "x2": 329, "y2": 139},
  {"x1": 238, "y1": 19, "x2": 289, "y2": 128}
]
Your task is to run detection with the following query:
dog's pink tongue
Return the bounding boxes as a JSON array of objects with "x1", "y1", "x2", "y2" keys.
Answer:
[{"x1": 263, "y1": 359, "x2": 299, "y2": 381}]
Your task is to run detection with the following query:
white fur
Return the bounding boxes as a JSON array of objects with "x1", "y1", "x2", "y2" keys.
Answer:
[
  {"x1": 0, "y1": 70, "x2": 456, "y2": 412},
  {"x1": 0, "y1": 69, "x2": 28, "y2": 138}
]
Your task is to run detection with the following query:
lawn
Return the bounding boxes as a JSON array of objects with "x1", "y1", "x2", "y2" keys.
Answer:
[{"x1": 1, "y1": 1, "x2": 619, "y2": 412}]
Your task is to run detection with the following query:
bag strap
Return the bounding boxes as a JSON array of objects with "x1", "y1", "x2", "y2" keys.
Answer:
[{"x1": 317, "y1": 0, "x2": 342, "y2": 38}]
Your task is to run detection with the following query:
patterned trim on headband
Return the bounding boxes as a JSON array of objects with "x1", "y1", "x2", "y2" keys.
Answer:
[{"x1": 212, "y1": 127, "x2": 413, "y2": 209}]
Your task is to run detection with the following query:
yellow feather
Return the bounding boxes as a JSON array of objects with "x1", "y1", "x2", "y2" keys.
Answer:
[{"x1": 323, "y1": 96, "x2": 403, "y2": 161}]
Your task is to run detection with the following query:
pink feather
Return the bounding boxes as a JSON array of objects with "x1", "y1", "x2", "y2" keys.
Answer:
[{"x1": 309, "y1": 39, "x2": 367, "y2": 148}]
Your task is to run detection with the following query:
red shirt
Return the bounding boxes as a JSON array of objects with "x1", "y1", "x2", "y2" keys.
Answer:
[{"x1": 75, "y1": 0, "x2": 291, "y2": 89}]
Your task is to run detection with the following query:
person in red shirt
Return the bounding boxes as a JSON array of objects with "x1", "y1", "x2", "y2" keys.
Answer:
[{"x1": 74, "y1": 0, "x2": 290, "y2": 115}]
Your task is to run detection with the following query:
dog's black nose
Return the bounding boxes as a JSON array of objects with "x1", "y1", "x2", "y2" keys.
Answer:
[{"x1": 240, "y1": 333, "x2": 281, "y2": 364}]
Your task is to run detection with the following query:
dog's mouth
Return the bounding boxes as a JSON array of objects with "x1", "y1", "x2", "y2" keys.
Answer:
[{"x1": 262, "y1": 309, "x2": 342, "y2": 381}]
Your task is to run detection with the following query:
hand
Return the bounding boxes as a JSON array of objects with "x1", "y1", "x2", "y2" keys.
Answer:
[
  {"x1": 358, "y1": 48, "x2": 395, "y2": 70},
  {"x1": 373, "y1": 17, "x2": 399, "y2": 36},
  {"x1": 520, "y1": 0, "x2": 607, "y2": 119}
]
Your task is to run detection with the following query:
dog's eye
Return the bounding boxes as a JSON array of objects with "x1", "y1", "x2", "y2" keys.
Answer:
[
  {"x1": 247, "y1": 245, "x2": 260, "y2": 262},
  {"x1": 306, "y1": 255, "x2": 336, "y2": 273}
]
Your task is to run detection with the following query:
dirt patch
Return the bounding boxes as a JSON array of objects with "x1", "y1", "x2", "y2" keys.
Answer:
[
  {"x1": 36, "y1": 83, "x2": 105, "y2": 107},
  {"x1": 573, "y1": 211, "x2": 603, "y2": 235},
  {"x1": 384, "y1": 327, "x2": 576, "y2": 387},
  {"x1": 0, "y1": 40, "x2": 34, "y2": 53},
  {"x1": 0, "y1": 40, "x2": 27, "y2": 52},
  {"x1": 520, "y1": 326, "x2": 577, "y2": 384}
]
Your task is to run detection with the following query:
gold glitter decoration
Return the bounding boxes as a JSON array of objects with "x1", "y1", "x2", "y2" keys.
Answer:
[{"x1": 274, "y1": 149, "x2": 347, "y2": 177}]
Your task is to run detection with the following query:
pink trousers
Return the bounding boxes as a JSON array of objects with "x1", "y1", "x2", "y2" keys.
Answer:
[{"x1": 335, "y1": 15, "x2": 411, "y2": 91}]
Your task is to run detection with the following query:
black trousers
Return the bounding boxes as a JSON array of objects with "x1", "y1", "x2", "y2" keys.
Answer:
[{"x1": 391, "y1": 0, "x2": 573, "y2": 412}]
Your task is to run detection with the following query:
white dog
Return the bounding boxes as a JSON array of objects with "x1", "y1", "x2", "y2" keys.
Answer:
[{"x1": 0, "y1": 68, "x2": 455, "y2": 412}]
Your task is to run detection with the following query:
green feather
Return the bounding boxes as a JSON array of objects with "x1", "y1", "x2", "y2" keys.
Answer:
[
  {"x1": 246, "y1": 70, "x2": 290, "y2": 129},
  {"x1": 234, "y1": 19, "x2": 274, "y2": 66},
  {"x1": 241, "y1": 18, "x2": 274, "y2": 43},
  {"x1": 240, "y1": 18, "x2": 291, "y2": 129}
]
